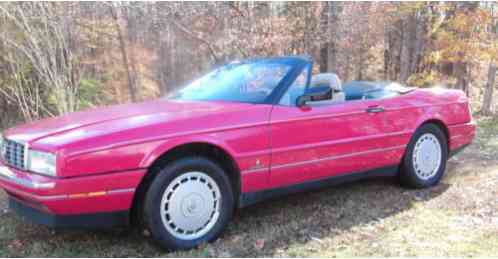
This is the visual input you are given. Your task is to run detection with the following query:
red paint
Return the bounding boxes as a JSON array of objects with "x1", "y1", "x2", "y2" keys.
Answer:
[
  {"x1": 0, "y1": 88, "x2": 475, "y2": 216},
  {"x1": 0, "y1": 167, "x2": 144, "y2": 214}
]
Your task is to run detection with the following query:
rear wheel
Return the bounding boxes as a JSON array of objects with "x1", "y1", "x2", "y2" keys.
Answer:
[
  {"x1": 400, "y1": 124, "x2": 448, "y2": 188},
  {"x1": 144, "y1": 157, "x2": 234, "y2": 250}
]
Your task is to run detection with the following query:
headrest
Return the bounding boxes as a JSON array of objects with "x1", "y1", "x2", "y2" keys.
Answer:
[{"x1": 311, "y1": 73, "x2": 342, "y2": 91}]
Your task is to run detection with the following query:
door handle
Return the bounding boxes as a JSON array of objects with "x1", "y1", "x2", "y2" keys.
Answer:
[{"x1": 366, "y1": 106, "x2": 385, "y2": 113}]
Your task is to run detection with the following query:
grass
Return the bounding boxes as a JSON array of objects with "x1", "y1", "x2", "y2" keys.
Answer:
[{"x1": 1, "y1": 117, "x2": 498, "y2": 257}]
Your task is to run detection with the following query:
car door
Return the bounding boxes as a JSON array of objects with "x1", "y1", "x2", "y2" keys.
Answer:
[
  {"x1": 269, "y1": 70, "x2": 397, "y2": 189},
  {"x1": 373, "y1": 90, "x2": 420, "y2": 165}
]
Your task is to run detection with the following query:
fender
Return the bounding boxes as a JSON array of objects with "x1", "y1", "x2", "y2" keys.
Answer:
[
  {"x1": 414, "y1": 106, "x2": 445, "y2": 129},
  {"x1": 139, "y1": 134, "x2": 240, "y2": 169},
  {"x1": 412, "y1": 106, "x2": 451, "y2": 147}
]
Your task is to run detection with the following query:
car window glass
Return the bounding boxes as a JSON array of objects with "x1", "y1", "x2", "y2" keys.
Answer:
[
  {"x1": 278, "y1": 68, "x2": 308, "y2": 106},
  {"x1": 169, "y1": 62, "x2": 292, "y2": 104},
  {"x1": 364, "y1": 89, "x2": 399, "y2": 100}
]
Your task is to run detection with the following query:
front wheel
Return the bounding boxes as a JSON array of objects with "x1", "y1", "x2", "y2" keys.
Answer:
[
  {"x1": 400, "y1": 124, "x2": 448, "y2": 188},
  {"x1": 144, "y1": 157, "x2": 234, "y2": 250}
]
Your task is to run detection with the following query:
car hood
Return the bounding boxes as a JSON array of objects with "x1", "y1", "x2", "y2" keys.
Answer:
[{"x1": 4, "y1": 99, "x2": 262, "y2": 150}]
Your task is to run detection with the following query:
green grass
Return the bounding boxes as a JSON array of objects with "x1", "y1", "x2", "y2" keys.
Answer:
[
  {"x1": 1, "y1": 117, "x2": 498, "y2": 257},
  {"x1": 474, "y1": 116, "x2": 498, "y2": 158}
]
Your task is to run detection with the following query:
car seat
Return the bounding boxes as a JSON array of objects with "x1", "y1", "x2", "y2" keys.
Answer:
[{"x1": 309, "y1": 73, "x2": 345, "y2": 105}]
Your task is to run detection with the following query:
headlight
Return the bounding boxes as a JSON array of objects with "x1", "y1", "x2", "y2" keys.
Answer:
[{"x1": 28, "y1": 150, "x2": 56, "y2": 176}]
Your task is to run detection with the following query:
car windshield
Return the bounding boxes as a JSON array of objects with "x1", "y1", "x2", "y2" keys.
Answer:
[{"x1": 168, "y1": 61, "x2": 292, "y2": 104}]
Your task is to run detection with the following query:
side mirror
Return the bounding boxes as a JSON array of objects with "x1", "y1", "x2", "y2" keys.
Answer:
[{"x1": 296, "y1": 86, "x2": 332, "y2": 107}]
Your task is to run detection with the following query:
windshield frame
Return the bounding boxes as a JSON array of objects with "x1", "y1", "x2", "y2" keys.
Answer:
[{"x1": 167, "y1": 56, "x2": 312, "y2": 105}]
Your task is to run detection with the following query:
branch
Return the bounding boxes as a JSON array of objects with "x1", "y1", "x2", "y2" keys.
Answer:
[
  {"x1": 227, "y1": 2, "x2": 246, "y2": 18},
  {"x1": 170, "y1": 18, "x2": 220, "y2": 63}
]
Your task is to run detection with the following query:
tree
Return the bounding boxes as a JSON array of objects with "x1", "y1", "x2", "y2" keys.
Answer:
[
  {"x1": 481, "y1": 3, "x2": 498, "y2": 115},
  {"x1": 2, "y1": 1, "x2": 498, "y2": 129},
  {"x1": 0, "y1": 2, "x2": 81, "y2": 117},
  {"x1": 482, "y1": 62, "x2": 496, "y2": 115},
  {"x1": 109, "y1": 3, "x2": 137, "y2": 102},
  {"x1": 325, "y1": 2, "x2": 339, "y2": 73}
]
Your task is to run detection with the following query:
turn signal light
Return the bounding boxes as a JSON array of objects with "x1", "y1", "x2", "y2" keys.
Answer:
[{"x1": 68, "y1": 191, "x2": 107, "y2": 199}]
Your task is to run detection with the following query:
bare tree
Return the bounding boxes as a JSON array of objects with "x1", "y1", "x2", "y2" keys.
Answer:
[
  {"x1": 0, "y1": 1, "x2": 496, "y2": 127},
  {"x1": 482, "y1": 62, "x2": 497, "y2": 115},
  {"x1": 109, "y1": 3, "x2": 137, "y2": 102},
  {"x1": 0, "y1": 50, "x2": 54, "y2": 121},
  {"x1": 0, "y1": 2, "x2": 80, "y2": 116},
  {"x1": 326, "y1": 2, "x2": 339, "y2": 73}
]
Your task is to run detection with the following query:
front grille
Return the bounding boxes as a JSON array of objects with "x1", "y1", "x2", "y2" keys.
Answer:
[{"x1": 1, "y1": 139, "x2": 26, "y2": 170}]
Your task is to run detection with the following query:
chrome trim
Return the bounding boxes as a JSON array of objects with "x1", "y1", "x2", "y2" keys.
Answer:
[
  {"x1": 272, "y1": 145, "x2": 406, "y2": 170},
  {"x1": 38, "y1": 194, "x2": 68, "y2": 201},
  {"x1": 108, "y1": 188, "x2": 135, "y2": 194},
  {"x1": 42, "y1": 188, "x2": 135, "y2": 201},
  {"x1": 34, "y1": 188, "x2": 135, "y2": 201},
  {"x1": 271, "y1": 131, "x2": 411, "y2": 155},
  {"x1": 241, "y1": 167, "x2": 268, "y2": 174},
  {"x1": 2, "y1": 138, "x2": 27, "y2": 170},
  {"x1": 0, "y1": 181, "x2": 136, "y2": 201},
  {"x1": 0, "y1": 187, "x2": 65, "y2": 201},
  {"x1": 242, "y1": 145, "x2": 406, "y2": 174},
  {"x1": 0, "y1": 134, "x2": 4, "y2": 159},
  {"x1": 0, "y1": 166, "x2": 55, "y2": 190},
  {"x1": 24, "y1": 142, "x2": 29, "y2": 171}
]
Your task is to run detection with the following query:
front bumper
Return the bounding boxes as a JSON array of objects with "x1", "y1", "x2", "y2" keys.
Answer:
[
  {"x1": 9, "y1": 196, "x2": 129, "y2": 228},
  {"x1": 0, "y1": 161, "x2": 146, "y2": 227}
]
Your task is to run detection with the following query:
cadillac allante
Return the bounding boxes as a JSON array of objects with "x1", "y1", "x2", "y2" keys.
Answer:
[{"x1": 0, "y1": 56, "x2": 475, "y2": 250}]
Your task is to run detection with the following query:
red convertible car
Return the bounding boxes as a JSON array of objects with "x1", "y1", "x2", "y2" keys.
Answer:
[{"x1": 0, "y1": 56, "x2": 475, "y2": 250}]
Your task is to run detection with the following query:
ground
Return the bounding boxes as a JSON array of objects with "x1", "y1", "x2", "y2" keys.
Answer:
[{"x1": 1, "y1": 117, "x2": 497, "y2": 257}]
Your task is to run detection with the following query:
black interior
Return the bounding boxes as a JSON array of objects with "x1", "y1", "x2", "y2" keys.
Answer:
[{"x1": 342, "y1": 81, "x2": 403, "y2": 101}]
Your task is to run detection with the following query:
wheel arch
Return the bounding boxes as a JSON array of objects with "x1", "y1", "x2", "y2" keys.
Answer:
[
  {"x1": 417, "y1": 119, "x2": 450, "y2": 147},
  {"x1": 131, "y1": 140, "x2": 241, "y2": 225}
]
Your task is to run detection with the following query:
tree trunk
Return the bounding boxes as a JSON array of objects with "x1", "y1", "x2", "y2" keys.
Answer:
[
  {"x1": 319, "y1": 46, "x2": 328, "y2": 73},
  {"x1": 158, "y1": 22, "x2": 177, "y2": 96},
  {"x1": 383, "y1": 24, "x2": 390, "y2": 80},
  {"x1": 386, "y1": 20, "x2": 404, "y2": 81},
  {"x1": 326, "y1": 2, "x2": 338, "y2": 73},
  {"x1": 454, "y1": 61, "x2": 470, "y2": 95},
  {"x1": 110, "y1": 5, "x2": 137, "y2": 102},
  {"x1": 411, "y1": 11, "x2": 426, "y2": 74},
  {"x1": 399, "y1": 17, "x2": 415, "y2": 83},
  {"x1": 318, "y1": 2, "x2": 329, "y2": 73},
  {"x1": 482, "y1": 62, "x2": 497, "y2": 115},
  {"x1": 125, "y1": 8, "x2": 140, "y2": 101}
]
